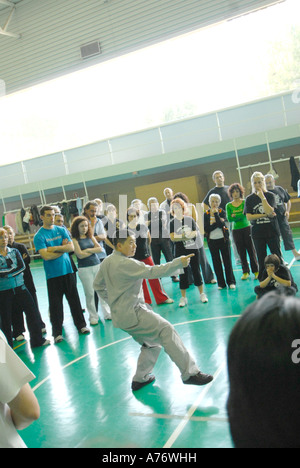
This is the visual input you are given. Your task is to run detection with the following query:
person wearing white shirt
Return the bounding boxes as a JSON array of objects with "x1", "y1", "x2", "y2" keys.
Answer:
[
  {"x1": 131, "y1": 199, "x2": 147, "y2": 225},
  {"x1": 93, "y1": 229, "x2": 213, "y2": 391},
  {"x1": 0, "y1": 330, "x2": 39, "y2": 448},
  {"x1": 159, "y1": 188, "x2": 174, "y2": 222}
]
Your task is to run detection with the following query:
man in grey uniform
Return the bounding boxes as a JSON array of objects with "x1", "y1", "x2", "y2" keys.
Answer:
[{"x1": 93, "y1": 229, "x2": 213, "y2": 391}]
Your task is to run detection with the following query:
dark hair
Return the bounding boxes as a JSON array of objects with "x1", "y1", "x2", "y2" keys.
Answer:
[
  {"x1": 227, "y1": 290, "x2": 300, "y2": 448},
  {"x1": 105, "y1": 204, "x2": 117, "y2": 216},
  {"x1": 112, "y1": 229, "x2": 136, "y2": 247},
  {"x1": 173, "y1": 192, "x2": 189, "y2": 204},
  {"x1": 40, "y1": 205, "x2": 54, "y2": 216},
  {"x1": 127, "y1": 207, "x2": 140, "y2": 222},
  {"x1": 228, "y1": 183, "x2": 245, "y2": 198},
  {"x1": 83, "y1": 201, "x2": 98, "y2": 214},
  {"x1": 70, "y1": 216, "x2": 93, "y2": 240},
  {"x1": 264, "y1": 254, "x2": 280, "y2": 270},
  {"x1": 170, "y1": 197, "x2": 187, "y2": 215}
]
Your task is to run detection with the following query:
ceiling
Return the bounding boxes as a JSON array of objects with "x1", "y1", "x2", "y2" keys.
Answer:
[
  {"x1": 0, "y1": 0, "x2": 23, "y2": 38},
  {"x1": 0, "y1": 0, "x2": 23, "y2": 10},
  {"x1": 0, "y1": 0, "x2": 285, "y2": 93}
]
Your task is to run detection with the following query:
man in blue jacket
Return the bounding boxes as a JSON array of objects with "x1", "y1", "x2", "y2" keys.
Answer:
[{"x1": 0, "y1": 228, "x2": 49, "y2": 349}]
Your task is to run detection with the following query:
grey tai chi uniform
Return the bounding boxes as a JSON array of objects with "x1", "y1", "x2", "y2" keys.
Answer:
[{"x1": 93, "y1": 250, "x2": 200, "y2": 383}]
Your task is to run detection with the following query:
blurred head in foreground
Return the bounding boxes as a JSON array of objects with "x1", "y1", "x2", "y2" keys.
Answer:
[{"x1": 227, "y1": 288, "x2": 300, "y2": 448}]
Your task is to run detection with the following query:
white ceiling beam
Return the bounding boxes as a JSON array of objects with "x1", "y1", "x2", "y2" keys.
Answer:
[
  {"x1": 0, "y1": 26, "x2": 20, "y2": 38},
  {"x1": 0, "y1": 6, "x2": 21, "y2": 39},
  {"x1": 0, "y1": 0, "x2": 15, "y2": 7}
]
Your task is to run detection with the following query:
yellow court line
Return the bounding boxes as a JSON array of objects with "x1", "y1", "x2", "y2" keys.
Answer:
[{"x1": 13, "y1": 340, "x2": 27, "y2": 351}]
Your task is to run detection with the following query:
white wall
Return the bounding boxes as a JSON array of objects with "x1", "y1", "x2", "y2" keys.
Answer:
[{"x1": 0, "y1": 91, "x2": 299, "y2": 202}]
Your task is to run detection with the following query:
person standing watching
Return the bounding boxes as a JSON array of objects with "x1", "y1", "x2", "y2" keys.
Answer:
[
  {"x1": 204, "y1": 194, "x2": 236, "y2": 290},
  {"x1": 226, "y1": 183, "x2": 258, "y2": 280},
  {"x1": 203, "y1": 171, "x2": 240, "y2": 265},
  {"x1": 244, "y1": 172, "x2": 282, "y2": 281},
  {"x1": 83, "y1": 201, "x2": 111, "y2": 255},
  {"x1": 203, "y1": 171, "x2": 230, "y2": 211},
  {"x1": 127, "y1": 206, "x2": 174, "y2": 306},
  {"x1": 265, "y1": 174, "x2": 300, "y2": 261},
  {"x1": 160, "y1": 187, "x2": 174, "y2": 222},
  {"x1": 3, "y1": 225, "x2": 46, "y2": 341},
  {"x1": 34, "y1": 206, "x2": 89, "y2": 343},
  {"x1": 71, "y1": 216, "x2": 106, "y2": 325},
  {"x1": 83, "y1": 201, "x2": 112, "y2": 320},
  {"x1": 146, "y1": 197, "x2": 179, "y2": 283},
  {"x1": 0, "y1": 229, "x2": 50, "y2": 350},
  {"x1": 170, "y1": 198, "x2": 209, "y2": 306}
]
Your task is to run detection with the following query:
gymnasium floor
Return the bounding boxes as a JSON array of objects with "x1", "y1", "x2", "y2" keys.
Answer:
[{"x1": 14, "y1": 230, "x2": 300, "y2": 449}]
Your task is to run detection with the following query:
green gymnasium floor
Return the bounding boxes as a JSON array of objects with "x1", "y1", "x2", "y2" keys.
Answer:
[{"x1": 14, "y1": 230, "x2": 300, "y2": 449}]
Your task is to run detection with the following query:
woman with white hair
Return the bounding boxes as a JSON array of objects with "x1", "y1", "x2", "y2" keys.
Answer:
[
  {"x1": 244, "y1": 171, "x2": 282, "y2": 280},
  {"x1": 204, "y1": 194, "x2": 236, "y2": 290}
]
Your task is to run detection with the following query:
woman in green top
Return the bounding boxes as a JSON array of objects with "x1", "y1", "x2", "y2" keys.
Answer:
[{"x1": 226, "y1": 183, "x2": 258, "y2": 280}]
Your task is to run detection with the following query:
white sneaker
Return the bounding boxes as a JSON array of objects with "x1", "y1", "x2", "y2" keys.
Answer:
[
  {"x1": 179, "y1": 297, "x2": 188, "y2": 307},
  {"x1": 54, "y1": 335, "x2": 64, "y2": 344},
  {"x1": 229, "y1": 284, "x2": 236, "y2": 290},
  {"x1": 90, "y1": 319, "x2": 99, "y2": 326},
  {"x1": 200, "y1": 293, "x2": 208, "y2": 303},
  {"x1": 164, "y1": 298, "x2": 174, "y2": 304},
  {"x1": 15, "y1": 334, "x2": 25, "y2": 342}
]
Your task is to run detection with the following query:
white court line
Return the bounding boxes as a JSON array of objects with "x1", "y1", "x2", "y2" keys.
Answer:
[
  {"x1": 288, "y1": 257, "x2": 296, "y2": 269},
  {"x1": 30, "y1": 317, "x2": 237, "y2": 446},
  {"x1": 32, "y1": 315, "x2": 239, "y2": 392},
  {"x1": 130, "y1": 412, "x2": 228, "y2": 423},
  {"x1": 163, "y1": 360, "x2": 226, "y2": 449},
  {"x1": 174, "y1": 315, "x2": 240, "y2": 327},
  {"x1": 32, "y1": 336, "x2": 131, "y2": 392}
]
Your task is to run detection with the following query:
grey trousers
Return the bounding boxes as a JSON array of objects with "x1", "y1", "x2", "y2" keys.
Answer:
[{"x1": 123, "y1": 306, "x2": 200, "y2": 383}]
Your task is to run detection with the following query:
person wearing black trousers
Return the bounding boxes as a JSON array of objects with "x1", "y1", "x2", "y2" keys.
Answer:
[
  {"x1": 170, "y1": 198, "x2": 209, "y2": 307},
  {"x1": 264, "y1": 174, "x2": 300, "y2": 261},
  {"x1": 0, "y1": 228, "x2": 50, "y2": 349},
  {"x1": 145, "y1": 197, "x2": 179, "y2": 283},
  {"x1": 3, "y1": 225, "x2": 46, "y2": 341},
  {"x1": 204, "y1": 194, "x2": 236, "y2": 290},
  {"x1": 244, "y1": 172, "x2": 283, "y2": 281},
  {"x1": 34, "y1": 206, "x2": 90, "y2": 344}
]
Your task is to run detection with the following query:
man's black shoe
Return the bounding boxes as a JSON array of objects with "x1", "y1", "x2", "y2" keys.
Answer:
[
  {"x1": 131, "y1": 375, "x2": 155, "y2": 391},
  {"x1": 183, "y1": 372, "x2": 214, "y2": 386}
]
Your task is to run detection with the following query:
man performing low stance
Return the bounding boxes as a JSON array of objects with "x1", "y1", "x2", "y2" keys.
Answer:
[{"x1": 93, "y1": 229, "x2": 213, "y2": 391}]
